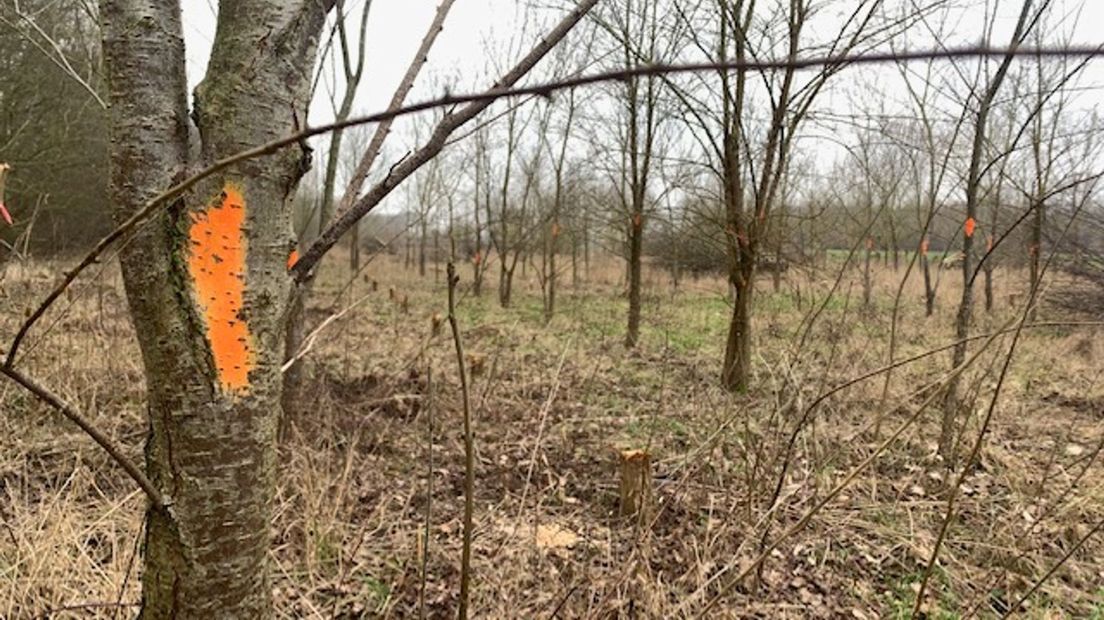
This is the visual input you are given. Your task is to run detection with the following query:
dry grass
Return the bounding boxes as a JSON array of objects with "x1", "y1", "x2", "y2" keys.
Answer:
[{"x1": 1, "y1": 250, "x2": 1102, "y2": 618}]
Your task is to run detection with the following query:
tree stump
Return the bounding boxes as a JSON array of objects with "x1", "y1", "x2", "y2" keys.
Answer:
[{"x1": 618, "y1": 449, "x2": 653, "y2": 522}]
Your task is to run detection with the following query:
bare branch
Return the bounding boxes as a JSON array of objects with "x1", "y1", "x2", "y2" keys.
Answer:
[
  {"x1": 0, "y1": 365, "x2": 167, "y2": 510},
  {"x1": 332, "y1": 0, "x2": 458, "y2": 221},
  {"x1": 6, "y1": 42, "x2": 1104, "y2": 363}
]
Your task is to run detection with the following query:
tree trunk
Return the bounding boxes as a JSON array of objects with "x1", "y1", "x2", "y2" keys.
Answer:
[
  {"x1": 546, "y1": 223, "x2": 557, "y2": 323},
  {"x1": 571, "y1": 229, "x2": 579, "y2": 289},
  {"x1": 722, "y1": 263, "x2": 754, "y2": 392},
  {"x1": 102, "y1": 1, "x2": 327, "y2": 617},
  {"x1": 922, "y1": 250, "x2": 935, "y2": 317},
  {"x1": 472, "y1": 196, "x2": 484, "y2": 296},
  {"x1": 1029, "y1": 200, "x2": 1043, "y2": 321},
  {"x1": 499, "y1": 264, "x2": 514, "y2": 307},
  {"x1": 281, "y1": 282, "x2": 310, "y2": 423},
  {"x1": 434, "y1": 228, "x2": 441, "y2": 283},
  {"x1": 583, "y1": 213, "x2": 591, "y2": 282},
  {"x1": 984, "y1": 262, "x2": 994, "y2": 313},
  {"x1": 419, "y1": 217, "x2": 427, "y2": 277},
  {"x1": 625, "y1": 215, "x2": 643, "y2": 347},
  {"x1": 863, "y1": 241, "x2": 873, "y2": 310},
  {"x1": 349, "y1": 221, "x2": 360, "y2": 273}
]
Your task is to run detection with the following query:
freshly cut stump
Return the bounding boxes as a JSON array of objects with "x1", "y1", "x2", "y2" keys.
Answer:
[{"x1": 618, "y1": 449, "x2": 653, "y2": 521}]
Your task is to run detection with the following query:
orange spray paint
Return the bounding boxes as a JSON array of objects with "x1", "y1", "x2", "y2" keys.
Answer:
[
  {"x1": 187, "y1": 184, "x2": 253, "y2": 392},
  {"x1": 964, "y1": 217, "x2": 977, "y2": 238}
]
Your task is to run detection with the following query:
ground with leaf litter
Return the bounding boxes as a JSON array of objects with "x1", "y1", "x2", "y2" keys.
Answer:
[{"x1": 1, "y1": 254, "x2": 1102, "y2": 618}]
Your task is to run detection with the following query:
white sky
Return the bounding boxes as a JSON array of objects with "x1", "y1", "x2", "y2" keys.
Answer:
[
  {"x1": 182, "y1": 0, "x2": 526, "y2": 125},
  {"x1": 179, "y1": 0, "x2": 1104, "y2": 212}
]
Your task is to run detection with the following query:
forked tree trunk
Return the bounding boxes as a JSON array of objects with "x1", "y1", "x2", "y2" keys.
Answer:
[
  {"x1": 102, "y1": 1, "x2": 328, "y2": 617},
  {"x1": 499, "y1": 263, "x2": 515, "y2": 307},
  {"x1": 722, "y1": 260, "x2": 754, "y2": 392}
]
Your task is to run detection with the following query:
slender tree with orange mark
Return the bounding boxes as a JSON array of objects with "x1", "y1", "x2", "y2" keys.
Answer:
[{"x1": 86, "y1": 1, "x2": 599, "y2": 616}]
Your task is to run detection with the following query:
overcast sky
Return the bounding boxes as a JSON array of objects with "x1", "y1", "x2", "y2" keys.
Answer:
[
  {"x1": 180, "y1": 1, "x2": 1104, "y2": 115},
  {"x1": 178, "y1": 0, "x2": 1104, "y2": 212},
  {"x1": 182, "y1": 0, "x2": 526, "y2": 125}
]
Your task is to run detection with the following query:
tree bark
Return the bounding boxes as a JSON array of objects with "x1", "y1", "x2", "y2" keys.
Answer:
[
  {"x1": 499, "y1": 263, "x2": 515, "y2": 307},
  {"x1": 722, "y1": 261, "x2": 754, "y2": 392},
  {"x1": 863, "y1": 240, "x2": 873, "y2": 310},
  {"x1": 102, "y1": 1, "x2": 328, "y2": 616},
  {"x1": 922, "y1": 247, "x2": 935, "y2": 317},
  {"x1": 625, "y1": 214, "x2": 643, "y2": 347}
]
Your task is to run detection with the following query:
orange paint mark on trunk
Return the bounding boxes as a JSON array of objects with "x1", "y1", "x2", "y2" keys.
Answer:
[
  {"x1": 287, "y1": 249, "x2": 299, "y2": 270},
  {"x1": 964, "y1": 217, "x2": 977, "y2": 238},
  {"x1": 187, "y1": 184, "x2": 253, "y2": 392}
]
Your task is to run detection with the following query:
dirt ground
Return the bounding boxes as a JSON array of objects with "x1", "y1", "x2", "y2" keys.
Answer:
[{"x1": 1, "y1": 251, "x2": 1102, "y2": 618}]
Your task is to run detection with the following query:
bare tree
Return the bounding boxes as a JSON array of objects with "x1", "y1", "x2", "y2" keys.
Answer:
[
  {"x1": 591, "y1": 0, "x2": 674, "y2": 347},
  {"x1": 941, "y1": 0, "x2": 1040, "y2": 466},
  {"x1": 536, "y1": 84, "x2": 580, "y2": 321},
  {"x1": 486, "y1": 100, "x2": 537, "y2": 307},
  {"x1": 670, "y1": 0, "x2": 894, "y2": 390}
]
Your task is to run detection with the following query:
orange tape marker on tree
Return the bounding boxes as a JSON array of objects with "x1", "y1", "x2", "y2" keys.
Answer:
[{"x1": 964, "y1": 217, "x2": 977, "y2": 238}]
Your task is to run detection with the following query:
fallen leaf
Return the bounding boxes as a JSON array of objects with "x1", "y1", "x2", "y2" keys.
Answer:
[
  {"x1": 535, "y1": 523, "x2": 579, "y2": 550},
  {"x1": 1065, "y1": 444, "x2": 1085, "y2": 457}
]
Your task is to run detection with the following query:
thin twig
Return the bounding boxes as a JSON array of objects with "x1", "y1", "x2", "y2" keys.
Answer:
[
  {"x1": 446, "y1": 262, "x2": 475, "y2": 620},
  {"x1": 691, "y1": 310, "x2": 1029, "y2": 616},
  {"x1": 1001, "y1": 515, "x2": 1104, "y2": 617},
  {"x1": 912, "y1": 164, "x2": 1094, "y2": 616},
  {"x1": 0, "y1": 365, "x2": 166, "y2": 510},
  {"x1": 7, "y1": 43, "x2": 1104, "y2": 364},
  {"x1": 419, "y1": 364, "x2": 435, "y2": 619}
]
